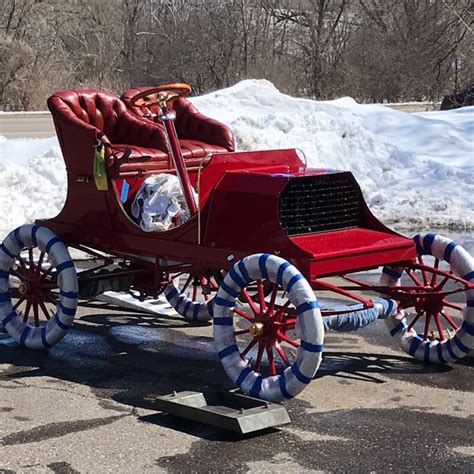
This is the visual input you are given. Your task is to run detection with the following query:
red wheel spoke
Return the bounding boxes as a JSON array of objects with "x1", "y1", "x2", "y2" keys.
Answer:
[
  {"x1": 266, "y1": 345, "x2": 276, "y2": 376},
  {"x1": 274, "y1": 341, "x2": 291, "y2": 367},
  {"x1": 43, "y1": 293, "x2": 58, "y2": 306},
  {"x1": 233, "y1": 307, "x2": 255, "y2": 322},
  {"x1": 241, "y1": 337, "x2": 258, "y2": 358},
  {"x1": 33, "y1": 302, "x2": 40, "y2": 327},
  {"x1": 267, "y1": 283, "x2": 279, "y2": 315},
  {"x1": 276, "y1": 323, "x2": 296, "y2": 331},
  {"x1": 233, "y1": 328, "x2": 250, "y2": 336},
  {"x1": 435, "y1": 275, "x2": 451, "y2": 291},
  {"x1": 278, "y1": 331, "x2": 299, "y2": 348},
  {"x1": 442, "y1": 299, "x2": 462, "y2": 312},
  {"x1": 10, "y1": 267, "x2": 26, "y2": 281},
  {"x1": 430, "y1": 258, "x2": 439, "y2": 287},
  {"x1": 417, "y1": 256, "x2": 430, "y2": 286},
  {"x1": 192, "y1": 283, "x2": 198, "y2": 301},
  {"x1": 38, "y1": 299, "x2": 51, "y2": 320},
  {"x1": 257, "y1": 280, "x2": 267, "y2": 313},
  {"x1": 23, "y1": 300, "x2": 32, "y2": 323},
  {"x1": 28, "y1": 248, "x2": 35, "y2": 274},
  {"x1": 407, "y1": 269, "x2": 424, "y2": 287},
  {"x1": 180, "y1": 274, "x2": 193, "y2": 295},
  {"x1": 441, "y1": 310, "x2": 459, "y2": 330},
  {"x1": 240, "y1": 288, "x2": 260, "y2": 316},
  {"x1": 407, "y1": 313, "x2": 421, "y2": 332},
  {"x1": 17, "y1": 256, "x2": 28, "y2": 273},
  {"x1": 41, "y1": 266, "x2": 55, "y2": 282},
  {"x1": 36, "y1": 251, "x2": 45, "y2": 276},
  {"x1": 209, "y1": 278, "x2": 218, "y2": 289},
  {"x1": 13, "y1": 296, "x2": 26, "y2": 310},
  {"x1": 254, "y1": 343, "x2": 265, "y2": 373},
  {"x1": 272, "y1": 300, "x2": 292, "y2": 321},
  {"x1": 423, "y1": 313, "x2": 432, "y2": 341},
  {"x1": 433, "y1": 313, "x2": 445, "y2": 341}
]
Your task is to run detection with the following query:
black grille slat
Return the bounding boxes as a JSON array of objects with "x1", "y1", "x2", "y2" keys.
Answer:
[{"x1": 278, "y1": 174, "x2": 363, "y2": 235}]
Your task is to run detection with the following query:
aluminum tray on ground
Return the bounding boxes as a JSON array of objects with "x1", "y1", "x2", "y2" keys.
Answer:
[{"x1": 153, "y1": 390, "x2": 291, "y2": 434}]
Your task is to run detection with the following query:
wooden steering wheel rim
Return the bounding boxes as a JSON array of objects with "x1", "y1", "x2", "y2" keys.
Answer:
[{"x1": 130, "y1": 83, "x2": 192, "y2": 108}]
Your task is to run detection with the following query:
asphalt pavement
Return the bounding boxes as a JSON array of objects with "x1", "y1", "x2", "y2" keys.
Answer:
[{"x1": 0, "y1": 298, "x2": 472, "y2": 473}]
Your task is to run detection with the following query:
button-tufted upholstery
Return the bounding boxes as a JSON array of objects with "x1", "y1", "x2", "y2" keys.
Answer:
[
  {"x1": 122, "y1": 86, "x2": 235, "y2": 153},
  {"x1": 48, "y1": 89, "x2": 232, "y2": 178},
  {"x1": 48, "y1": 89, "x2": 175, "y2": 175}
]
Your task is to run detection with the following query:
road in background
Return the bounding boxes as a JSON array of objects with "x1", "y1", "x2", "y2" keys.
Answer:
[
  {"x1": 0, "y1": 113, "x2": 55, "y2": 139},
  {"x1": 0, "y1": 102, "x2": 440, "y2": 139}
]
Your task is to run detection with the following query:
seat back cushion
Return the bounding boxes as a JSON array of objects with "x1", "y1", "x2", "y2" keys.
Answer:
[
  {"x1": 122, "y1": 86, "x2": 235, "y2": 151},
  {"x1": 48, "y1": 89, "x2": 126, "y2": 137}
]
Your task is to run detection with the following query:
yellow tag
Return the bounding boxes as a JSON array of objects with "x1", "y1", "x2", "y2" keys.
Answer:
[{"x1": 93, "y1": 142, "x2": 109, "y2": 191}]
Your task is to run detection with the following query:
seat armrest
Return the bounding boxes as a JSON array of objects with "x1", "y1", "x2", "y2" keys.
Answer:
[{"x1": 175, "y1": 100, "x2": 235, "y2": 151}]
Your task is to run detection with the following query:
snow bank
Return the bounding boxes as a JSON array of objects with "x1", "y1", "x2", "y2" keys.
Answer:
[
  {"x1": 0, "y1": 79, "x2": 473, "y2": 239},
  {"x1": 194, "y1": 80, "x2": 474, "y2": 231}
]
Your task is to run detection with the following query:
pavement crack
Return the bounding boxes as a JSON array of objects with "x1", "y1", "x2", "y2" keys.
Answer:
[
  {"x1": 1, "y1": 414, "x2": 128, "y2": 446},
  {"x1": 3, "y1": 378, "x2": 132, "y2": 414}
]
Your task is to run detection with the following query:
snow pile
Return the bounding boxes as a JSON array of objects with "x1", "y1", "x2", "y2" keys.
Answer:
[
  {"x1": 194, "y1": 80, "x2": 474, "y2": 231},
  {"x1": 0, "y1": 79, "x2": 473, "y2": 239},
  {"x1": 0, "y1": 136, "x2": 65, "y2": 235}
]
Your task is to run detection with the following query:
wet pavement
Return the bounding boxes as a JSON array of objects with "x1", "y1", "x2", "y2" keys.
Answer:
[{"x1": 0, "y1": 297, "x2": 472, "y2": 473}]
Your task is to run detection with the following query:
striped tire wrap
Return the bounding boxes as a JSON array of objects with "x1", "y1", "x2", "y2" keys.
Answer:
[
  {"x1": 382, "y1": 233, "x2": 473, "y2": 364},
  {"x1": 163, "y1": 280, "x2": 213, "y2": 322},
  {"x1": 0, "y1": 225, "x2": 78, "y2": 349},
  {"x1": 213, "y1": 253, "x2": 324, "y2": 402}
]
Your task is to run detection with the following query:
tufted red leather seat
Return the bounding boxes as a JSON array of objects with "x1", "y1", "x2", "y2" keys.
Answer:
[
  {"x1": 48, "y1": 89, "x2": 221, "y2": 177},
  {"x1": 48, "y1": 90, "x2": 173, "y2": 175},
  {"x1": 122, "y1": 86, "x2": 235, "y2": 156}
]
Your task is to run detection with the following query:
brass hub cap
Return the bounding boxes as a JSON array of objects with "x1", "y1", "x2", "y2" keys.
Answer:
[
  {"x1": 249, "y1": 322, "x2": 264, "y2": 337},
  {"x1": 18, "y1": 282, "x2": 29, "y2": 295}
]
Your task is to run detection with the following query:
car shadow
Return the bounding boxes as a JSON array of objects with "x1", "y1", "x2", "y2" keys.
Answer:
[{"x1": 0, "y1": 299, "x2": 469, "y2": 439}]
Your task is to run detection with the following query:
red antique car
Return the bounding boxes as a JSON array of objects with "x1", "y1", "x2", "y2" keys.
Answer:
[{"x1": 1, "y1": 83, "x2": 472, "y2": 402}]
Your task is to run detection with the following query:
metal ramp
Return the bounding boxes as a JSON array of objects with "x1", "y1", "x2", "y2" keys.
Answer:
[{"x1": 153, "y1": 390, "x2": 290, "y2": 434}]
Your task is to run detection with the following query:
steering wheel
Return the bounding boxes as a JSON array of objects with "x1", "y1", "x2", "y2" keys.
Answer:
[{"x1": 130, "y1": 83, "x2": 192, "y2": 109}]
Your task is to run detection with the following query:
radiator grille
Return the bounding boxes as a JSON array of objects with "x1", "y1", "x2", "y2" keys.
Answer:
[{"x1": 278, "y1": 173, "x2": 363, "y2": 235}]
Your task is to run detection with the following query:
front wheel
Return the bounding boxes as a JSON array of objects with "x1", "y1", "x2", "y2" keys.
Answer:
[
  {"x1": 0, "y1": 225, "x2": 78, "y2": 349},
  {"x1": 382, "y1": 233, "x2": 473, "y2": 363},
  {"x1": 213, "y1": 253, "x2": 324, "y2": 402}
]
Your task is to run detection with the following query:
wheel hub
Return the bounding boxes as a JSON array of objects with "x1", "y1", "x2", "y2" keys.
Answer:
[
  {"x1": 414, "y1": 289, "x2": 444, "y2": 317},
  {"x1": 249, "y1": 322, "x2": 264, "y2": 337},
  {"x1": 18, "y1": 282, "x2": 29, "y2": 295}
]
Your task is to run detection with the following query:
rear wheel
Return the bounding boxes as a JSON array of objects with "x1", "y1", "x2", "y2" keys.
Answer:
[
  {"x1": 164, "y1": 272, "x2": 219, "y2": 322},
  {"x1": 382, "y1": 233, "x2": 473, "y2": 363},
  {"x1": 213, "y1": 253, "x2": 324, "y2": 402},
  {"x1": 0, "y1": 225, "x2": 78, "y2": 349}
]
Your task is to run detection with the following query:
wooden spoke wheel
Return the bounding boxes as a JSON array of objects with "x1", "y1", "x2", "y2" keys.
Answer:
[
  {"x1": 382, "y1": 233, "x2": 473, "y2": 363},
  {"x1": 10, "y1": 247, "x2": 59, "y2": 327},
  {"x1": 0, "y1": 225, "x2": 78, "y2": 349},
  {"x1": 164, "y1": 271, "x2": 222, "y2": 322},
  {"x1": 233, "y1": 279, "x2": 298, "y2": 376},
  {"x1": 213, "y1": 253, "x2": 324, "y2": 402}
]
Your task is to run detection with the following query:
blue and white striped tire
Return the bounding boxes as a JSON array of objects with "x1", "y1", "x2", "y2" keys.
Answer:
[
  {"x1": 382, "y1": 233, "x2": 473, "y2": 363},
  {"x1": 0, "y1": 225, "x2": 78, "y2": 350},
  {"x1": 164, "y1": 279, "x2": 213, "y2": 322},
  {"x1": 213, "y1": 253, "x2": 324, "y2": 402}
]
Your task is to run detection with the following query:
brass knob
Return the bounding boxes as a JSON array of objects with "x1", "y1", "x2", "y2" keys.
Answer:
[{"x1": 249, "y1": 322, "x2": 264, "y2": 337}]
